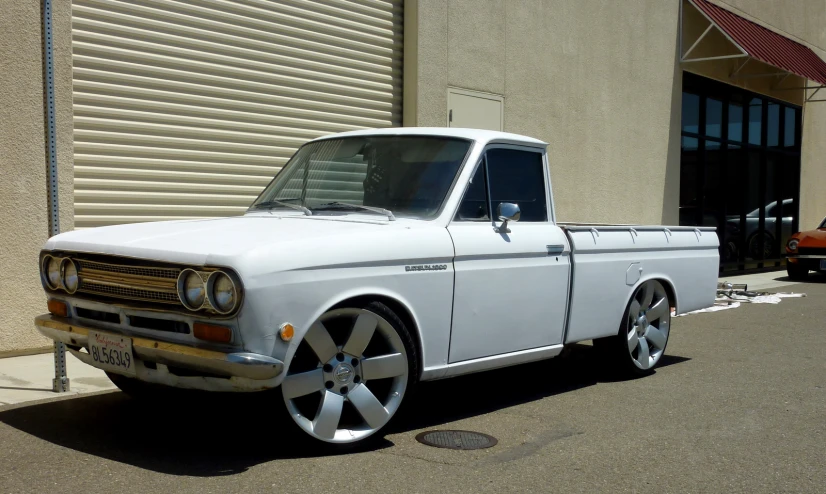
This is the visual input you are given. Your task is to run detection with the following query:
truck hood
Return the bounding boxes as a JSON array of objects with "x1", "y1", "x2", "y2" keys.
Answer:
[{"x1": 45, "y1": 214, "x2": 423, "y2": 267}]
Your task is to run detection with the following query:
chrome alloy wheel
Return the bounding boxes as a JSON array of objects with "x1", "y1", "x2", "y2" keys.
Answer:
[
  {"x1": 281, "y1": 308, "x2": 409, "y2": 444},
  {"x1": 626, "y1": 280, "x2": 671, "y2": 370}
]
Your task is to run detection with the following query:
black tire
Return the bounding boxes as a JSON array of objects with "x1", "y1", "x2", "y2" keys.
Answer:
[
  {"x1": 594, "y1": 280, "x2": 671, "y2": 377},
  {"x1": 279, "y1": 300, "x2": 419, "y2": 450},
  {"x1": 786, "y1": 263, "x2": 809, "y2": 280}
]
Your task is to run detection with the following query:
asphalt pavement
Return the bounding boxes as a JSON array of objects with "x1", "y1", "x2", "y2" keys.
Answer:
[{"x1": 1, "y1": 277, "x2": 824, "y2": 493}]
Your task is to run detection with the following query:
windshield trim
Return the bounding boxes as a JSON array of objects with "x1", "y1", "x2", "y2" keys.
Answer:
[{"x1": 247, "y1": 135, "x2": 476, "y2": 222}]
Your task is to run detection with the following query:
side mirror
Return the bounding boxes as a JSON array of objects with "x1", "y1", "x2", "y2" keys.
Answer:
[{"x1": 495, "y1": 202, "x2": 520, "y2": 233}]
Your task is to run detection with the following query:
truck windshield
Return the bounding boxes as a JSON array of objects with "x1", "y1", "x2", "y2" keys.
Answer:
[{"x1": 250, "y1": 136, "x2": 472, "y2": 219}]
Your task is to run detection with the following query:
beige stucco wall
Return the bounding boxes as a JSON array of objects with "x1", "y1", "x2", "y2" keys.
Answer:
[
  {"x1": 0, "y1": 1, "x2": 73, "y2": 356},
  {"x1": 406, "y1": 0, "x2": 825, "y2": 228},
  {"x1": 407, "y1": 0, "x2": 685, "y2": 225}
]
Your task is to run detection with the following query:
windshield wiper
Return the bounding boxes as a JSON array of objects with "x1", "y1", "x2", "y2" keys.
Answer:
[
  {"x1": 310, "y1": 202, "x2": 395, "y2": 221},
  {"x1": 251, "y1": 199, "x2": 311, "y2": 216}
]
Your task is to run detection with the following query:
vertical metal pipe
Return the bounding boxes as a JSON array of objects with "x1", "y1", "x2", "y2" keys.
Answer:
[{"x1": 42, "y1": 0, "x2": 69, "y2": 393}]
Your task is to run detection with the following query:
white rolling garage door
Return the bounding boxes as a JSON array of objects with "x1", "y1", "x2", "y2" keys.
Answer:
[{"x1": 72, "y1": 0, "x2": 403, "y2": 228}]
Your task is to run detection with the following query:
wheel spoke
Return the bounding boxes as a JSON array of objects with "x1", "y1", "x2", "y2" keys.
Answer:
[
  {"x1": 342, "y1": 313, "x2": 377, "y2": 357},
  {"x1": 645, "y1": 325, "x2": 667, "y2": 349},
  {"x1": 362, "y1": 353, "x2": 406, "y2": 381},
  {"x1": 348, "y1": 384, "x2": 390, "y2": 429},
  {"x1": 637, "y1": 337, "x2": 650, "y2": 369},
  {"x1": 639, "y1": 283, "x2": 654, "y2": 311},
  {"x1": 629, "y1": 300, "x2": 641, "y2": 318},
  {"x1": 646, "y1": 298, "x2": 668, "y2": 321},
  {"x1": 282, "y1": 368, "x2": 324, "y2": 399},
  {"x1": 312, "y1": 390, "x2": 344, "y2": 439},
  {"x1": 304, "y1": 321, "x2": 338, "y2": 363},
  {"x1": 628, "y1": 330, "x2": 640, "y2": 353}
]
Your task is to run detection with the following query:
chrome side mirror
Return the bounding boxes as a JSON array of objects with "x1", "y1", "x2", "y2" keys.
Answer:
[{"x1": 495, "y1": 202, "x2": 520, "y2": 233}]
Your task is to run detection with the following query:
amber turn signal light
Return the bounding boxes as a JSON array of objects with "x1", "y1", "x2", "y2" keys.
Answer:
[
  {"x1": 47, "y1": 299, "x2": 68, "y2": 318},
  {"x1": 193, "y1": 323, "x2": 232, "y2": 343},
  {"x1": 279, "y1": 323, "x2": 295, "y2": 341}
]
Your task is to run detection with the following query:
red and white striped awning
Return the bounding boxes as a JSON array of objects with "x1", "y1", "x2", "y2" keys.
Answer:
[{"x1": 682, "y1": 0, "x2": 826, "y2": 100}]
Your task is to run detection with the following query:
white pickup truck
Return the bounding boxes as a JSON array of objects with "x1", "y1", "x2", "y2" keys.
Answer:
[{"x1": 36, "y1": 128, "x2": 719, "y2": 446}]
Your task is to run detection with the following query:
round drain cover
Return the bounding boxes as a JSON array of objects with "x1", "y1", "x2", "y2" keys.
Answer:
[{"x1": 415, "y1": 430, "x2": 498, "y2": 450}]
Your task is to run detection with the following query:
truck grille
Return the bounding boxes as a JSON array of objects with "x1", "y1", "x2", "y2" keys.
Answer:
[{"x1": 75, "y1": 257, "x2": 182, "y2": 306}]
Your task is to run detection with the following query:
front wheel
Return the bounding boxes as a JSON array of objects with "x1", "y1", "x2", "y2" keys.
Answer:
[
  {"x1": 280, "y1": 302, "x2": 417, "y2": 446},
  {"x1": 595, "y1": 280, "x2": 672, "y2": 376}
]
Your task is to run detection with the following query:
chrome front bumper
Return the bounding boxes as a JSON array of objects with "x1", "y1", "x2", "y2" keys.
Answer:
[{"x1": 35, "y1": 314, "x2": 284, "y2": 392}]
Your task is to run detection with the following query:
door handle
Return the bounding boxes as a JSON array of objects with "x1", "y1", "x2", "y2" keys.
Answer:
[{"x1": 546, "y1": 244, "x2": 565, "y2": 256}]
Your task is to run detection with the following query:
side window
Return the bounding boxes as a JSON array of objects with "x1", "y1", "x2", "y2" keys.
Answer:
[
  {"x1": 486, "y1": 148, "x2": 548, "y2": 222},
  {"x1": 455, "y1": 162, "x2": 489, "y2": 221}
]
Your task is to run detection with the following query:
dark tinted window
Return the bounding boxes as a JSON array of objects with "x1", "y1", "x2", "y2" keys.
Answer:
[
  {"x1": 455, "y1": 162, "x2": 489, "y2": 221},
  {"x1": 486, "y1": 149, "x2": 548, "y2": 222}
]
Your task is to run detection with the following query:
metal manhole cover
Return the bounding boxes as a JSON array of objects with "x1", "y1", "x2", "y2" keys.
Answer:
[{"x1": 415, "y1": 430, "x2": 498, "y2": 450}]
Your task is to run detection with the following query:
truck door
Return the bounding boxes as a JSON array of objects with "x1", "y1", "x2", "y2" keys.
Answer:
[{"x1": 447, "y1": 146, "x2": 571, "y2": 363}]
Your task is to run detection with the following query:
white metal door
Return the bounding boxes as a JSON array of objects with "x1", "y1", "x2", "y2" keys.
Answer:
[
  {"x1": 447, "y1": 223, "x2": 570, "y2": 363},
  {"x1": 72, "y1": 0, "x2": 403, "y2": 228},
  {"x1": 446, "y1": 146, "x2": 570, "y2": 363}
]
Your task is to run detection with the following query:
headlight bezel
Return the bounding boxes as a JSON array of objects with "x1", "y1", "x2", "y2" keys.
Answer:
[
  {"x1": 42, "y1": 254, "x2": 61, "y2": 290},
  {"x1": 206, "y1": 271, "x2": 239, "y2": 315},
  {"x1": 60, "y1": 258, "x2": 79, "y2": 294},
  {"x1": 787, "y1": 238, "x2": 800, "y2": 252},
  {"x1": 177, "y1": 268, "x2": 207, "y2": 311}
]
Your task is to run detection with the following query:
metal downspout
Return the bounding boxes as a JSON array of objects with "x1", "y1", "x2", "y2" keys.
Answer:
[{"x1": 42, "y1": 0, "x2": 69, "y2": 392}]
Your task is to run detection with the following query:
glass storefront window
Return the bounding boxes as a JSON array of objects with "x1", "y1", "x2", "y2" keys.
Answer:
[
  {"x1": 784, "y1": 107, "x2": 796, "y2": 148},
  {"x1": 748, "y1": 98, "x2": 762, "y2": 145},
  {"x1": 680, "y1": 73, "x2": 801, "y2": 273},
  {"x1": 682, "y1": 93, "x2": 700, "y2": 134},
  {"x1": 728, "y1": 102, "x2": 743, "y2": 142},
  {"x1": 767, "y1": 102, "x2": 780, "y2": 147},
  {"x1": 706, "y1": 98, "x2": 723, "y2": 138}
]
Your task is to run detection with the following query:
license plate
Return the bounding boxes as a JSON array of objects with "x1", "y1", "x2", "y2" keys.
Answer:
[
  {"x1": 88, "y1": 330, "x2": 136, "y2": 377},
  {"x1": 821, "y1": 259, "x2": 826, "y2": 271}
]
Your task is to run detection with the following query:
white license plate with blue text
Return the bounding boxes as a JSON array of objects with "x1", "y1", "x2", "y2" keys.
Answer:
[{"x1": 88, "y1": 330, "x2": 136, "y2": 377}]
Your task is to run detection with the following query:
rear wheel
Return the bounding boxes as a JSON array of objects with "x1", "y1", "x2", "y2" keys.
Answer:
[
  {"x1": 280, "y1": 302, "x2": 417, "y2": 446},
  {"x1": 786, "y1": 263, "x2": 809, "y2": 280},
  {"x1": 595, "y1": 280, "x2": 672, "y2": 376}
]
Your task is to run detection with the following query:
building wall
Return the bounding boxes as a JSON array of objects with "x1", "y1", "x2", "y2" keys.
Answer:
[
  {"x1": 406, "y1": 0, "x2": 825, "y2": 228},
  {"x1": 0, "y1": 1, "x2": 73, "y2": 356},
  {"x1": 407, "y1": 0, "x2": 685, "y2": 225}
]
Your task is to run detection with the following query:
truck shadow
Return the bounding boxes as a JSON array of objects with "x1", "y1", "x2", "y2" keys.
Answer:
[{"x1": 0, "y1": 344, "x2": 688, "y2": 477}]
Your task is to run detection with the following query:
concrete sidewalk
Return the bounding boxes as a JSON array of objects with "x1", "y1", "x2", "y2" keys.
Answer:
[{"x1": 0, "y1": 351, "x2": 115, "y2": 406}]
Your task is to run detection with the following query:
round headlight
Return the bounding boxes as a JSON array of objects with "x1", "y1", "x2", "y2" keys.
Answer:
[
  {"x1": 178, "y1": 269, "x2": 205, "y2": 310},
  {"x1": 43, "y1": 255, "x2": 61, "y2": 290},
  {"x1": 61, "y1": 258, "x2": 79, "y2": 294},
  {"x1": 787, "y1": 238, "x2": 799, "y2": 251},
  {"x1": 208, "y1": 271, "x2": 237, "y2": 314}
]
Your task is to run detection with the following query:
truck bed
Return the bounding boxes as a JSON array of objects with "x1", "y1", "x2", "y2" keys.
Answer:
[{"x1": 559, "y1": 223, "x2": 719, "y2": 344}]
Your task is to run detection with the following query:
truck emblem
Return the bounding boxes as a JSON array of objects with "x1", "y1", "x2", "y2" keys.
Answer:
[{"x1": 405, "y1": 264, "x2": 448, "y2": 272}]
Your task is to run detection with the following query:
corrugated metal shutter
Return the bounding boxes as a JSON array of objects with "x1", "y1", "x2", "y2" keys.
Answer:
[{"x1": 72, "y1": 0, "x2": 403, "y2": 228}]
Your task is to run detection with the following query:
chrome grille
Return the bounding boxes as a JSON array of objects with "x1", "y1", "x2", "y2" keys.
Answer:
[
  {"x1": 80, "y1": 281, "x2": 180, "y2": 304},
  {"x1": 76, "y1": 259, "x2": 179, "y2": 279},
  {"x1": 75, "y1": 257, "x2": 182, "y2": 307}
]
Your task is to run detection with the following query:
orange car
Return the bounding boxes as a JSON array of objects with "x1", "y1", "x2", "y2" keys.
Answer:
[{"x1": 785, "y1": 216, "x2": 826, "y2": 279}]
